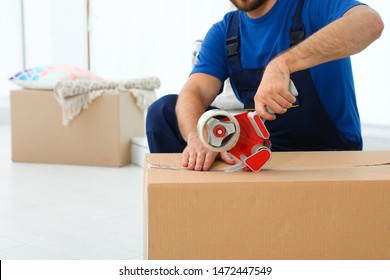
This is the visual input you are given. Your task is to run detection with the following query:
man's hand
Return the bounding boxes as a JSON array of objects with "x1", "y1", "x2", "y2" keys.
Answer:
[
  {"x1": 254, "y1": 60, "x2": 296, "y2": 121},
  {"x1": 254, "y1": 5, "x2": 383, "y2": 122},
  {"x1": 181, "y1": 131, "x2": 236, "y2": 171}
]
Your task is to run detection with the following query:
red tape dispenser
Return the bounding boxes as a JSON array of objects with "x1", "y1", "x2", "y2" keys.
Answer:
[{"x1": 197, "y1": 110, "x2": 271, "y2": 172}]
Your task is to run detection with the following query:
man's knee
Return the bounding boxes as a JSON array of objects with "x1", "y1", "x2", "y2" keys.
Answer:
[
  {"x1": 146, "y1": 94, "x2": 184, "y2": 153},
  {"x1": 146, "y1": 94, "x2": 178, "y2": 127}
]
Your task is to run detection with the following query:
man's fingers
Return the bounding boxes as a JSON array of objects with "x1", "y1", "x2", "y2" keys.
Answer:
[
  {"x1": 187, "y1": 152, "x2": 197, "y2": 169},
  {"x1": 182, "y1": 146, "x2": 218, "y2": 171},
  {"x1": 220, "y1": 151, "x2": 236, "y2": 165},
  {"x1": 203, "y1": 152, "x2": 218, "y2": 171},
  {"x1": 275, "y1": 92, "x2": 295, "y2": 109},
  {"x1": 181, "y1": 151, "x2": 189, "y2": 167},
  {"x1": 256, "y1": 103, "x2": 277, "y2": 120},
  {"x1": 266, "y1": 99, "x2": 289, "y2": 115},
  {"x1": 195, "y1": 153, "x2": 205, "y2": 171},
  {"x1": 255, "y1": 89, "x2": 296, "y2": 119},
  {"x1": 283, "y1": 88, "x2": 297, "y2": 104}
]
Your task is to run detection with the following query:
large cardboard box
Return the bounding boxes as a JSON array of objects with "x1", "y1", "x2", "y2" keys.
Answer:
[
  {"x1": 144, "y1": 151, "x2": 390, "y2": 260},
  {"x1": 11, "y1": 89, "x2": 145, "y2": 167}
]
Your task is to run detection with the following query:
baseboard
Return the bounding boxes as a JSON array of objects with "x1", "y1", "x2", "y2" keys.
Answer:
[
  {"x1": 361, "y1": 123, "x2": 390, "y2": 139},
  {"x1": 0, "y1": 96, "x2": 10, "y2": 125},
  {"x1": 0, "y1": 106, "x2": 10, "y2": 125},
  {"x1": 131, "y1": 137, "x2": 149, "y2": 167}
]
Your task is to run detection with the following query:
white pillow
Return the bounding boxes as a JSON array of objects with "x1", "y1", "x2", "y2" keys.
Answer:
[{"x1": 211, "y1": 79, "x2": 244, "y2": 110}]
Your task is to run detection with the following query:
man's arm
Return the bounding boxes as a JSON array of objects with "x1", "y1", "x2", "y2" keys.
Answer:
[
  {"x1": 176, "y1": 73, "x2": 236, "y2": 171},
  {"x1": 255, "y1": 4, "x2": 384, "y2": 120}
]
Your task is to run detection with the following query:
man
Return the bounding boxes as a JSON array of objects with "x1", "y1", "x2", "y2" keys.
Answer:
[{"x1": 146, "y1": 0, "x2": 383, "y2": 171}]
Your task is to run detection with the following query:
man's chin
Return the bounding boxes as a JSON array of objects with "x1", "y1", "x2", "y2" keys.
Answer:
[{"x1": 229, "y1": 0, "x2": 267, "y2": 12}]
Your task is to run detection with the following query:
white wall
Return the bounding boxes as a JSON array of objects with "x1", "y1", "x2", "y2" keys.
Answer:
[
  {"x1": 0, "y1": 0, "x2": 389, "y2": 129},
  {"x1": 23, "y1": 0, "x2": 88, "y2": 68},
  {"x1": 352, "y1": 0, "x2": 390, "y2": 127},
  {"x1": 88, "y1": 0, "x2": 389, "y2": 127},
  {"x1": 89, "y1": 0, "x2": 230, "y2": 97}
]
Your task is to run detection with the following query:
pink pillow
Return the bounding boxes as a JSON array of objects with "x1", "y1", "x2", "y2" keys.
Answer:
[{"x1": 9, "y1": 65, "x2": 102, "y2": 90}]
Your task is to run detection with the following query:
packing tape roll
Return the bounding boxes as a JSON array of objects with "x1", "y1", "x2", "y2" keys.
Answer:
[{"x1": 197, "y1": 109, "x2": 240, "y2": 152}]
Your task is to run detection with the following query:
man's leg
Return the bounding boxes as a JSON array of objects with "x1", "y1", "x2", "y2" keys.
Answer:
[{"x1": 146, "y1": 94, "x2": 187, "y2": 153}]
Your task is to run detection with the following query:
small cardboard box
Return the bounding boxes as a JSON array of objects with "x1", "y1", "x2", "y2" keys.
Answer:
[
  {"x1": 144, "y1": 151, "x2": 390, "y2": 260},
  {"x1": 11, "y1": 89, "x2": 144, "y2": 167}
]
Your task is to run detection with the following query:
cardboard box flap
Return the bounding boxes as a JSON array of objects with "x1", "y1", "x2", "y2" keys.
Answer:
[{"x1": 145, "y1": 151, "x2": 390, "y2": 184}]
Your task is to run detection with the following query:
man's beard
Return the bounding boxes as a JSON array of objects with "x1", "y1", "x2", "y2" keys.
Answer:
[{"x1": 229, "y1": 0, "x2": 267, "y2": 12}]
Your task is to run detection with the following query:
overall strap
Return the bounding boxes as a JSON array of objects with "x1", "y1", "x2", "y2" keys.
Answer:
[
  {"x1": 226, "y1": 10, "x2": 241, "y2": 69},
  {"x1": 290, "y1": 0, "x2": 306, "y2": 46},
  {"x1": 226, "y1": 0, "x2": 306, "y2": 63}
]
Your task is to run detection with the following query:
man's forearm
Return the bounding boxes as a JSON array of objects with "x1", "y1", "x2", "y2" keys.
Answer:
[
  {"x1": 176, "y1": 90, "x2": 206, "y2": 142},
  {"x1": 276, "y1": 5, "x2": 384, "y2": 74},
  {"x1": 175, "y1": 73, "x2": 222, "y2": 142}
]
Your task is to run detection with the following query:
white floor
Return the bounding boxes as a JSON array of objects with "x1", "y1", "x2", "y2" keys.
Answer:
[
  {"x1": 1, "y1": 123, "x2": 390, "y2": 260},
  {"x1": 0, "y1": 125, "x2": 144, "y2": 260}
]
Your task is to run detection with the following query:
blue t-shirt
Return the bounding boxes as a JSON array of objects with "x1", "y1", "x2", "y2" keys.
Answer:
[{"x1": 192, "y1": 0, "x2": 364, "y2": 144}]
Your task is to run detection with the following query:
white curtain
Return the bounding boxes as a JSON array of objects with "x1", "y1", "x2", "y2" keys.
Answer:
[{"x1": 0, "y1": 0, "x2": 24, "y2": 98}]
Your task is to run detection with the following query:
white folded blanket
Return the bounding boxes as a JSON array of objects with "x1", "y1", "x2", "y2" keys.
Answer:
[{"x1": 54, "y1": 77, "x2": 160, "y2": 125}]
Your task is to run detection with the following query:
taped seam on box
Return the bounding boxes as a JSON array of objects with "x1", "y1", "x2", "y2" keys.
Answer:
[
  {"x1": 148, "y1": 162, "x2": 390, "y2": 172},
  {"x1": 355, "y1": 162, "x2": 390, "y2": 167},
  {"x1": 147, "y1": 163, "x2": 229, "y2": 172}
]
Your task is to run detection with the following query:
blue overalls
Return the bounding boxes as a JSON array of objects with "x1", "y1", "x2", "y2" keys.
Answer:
[{"x1": 146, "y1": 0, "x2": 362, "y2": 153}]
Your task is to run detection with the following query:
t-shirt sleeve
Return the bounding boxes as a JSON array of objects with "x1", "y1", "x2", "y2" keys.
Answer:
[
  {"x1": 190, "y1": 17, "x2": 230, "y2": 83},
  {"x1": 306, "y1": 0, "x2": 365, "y2": 31}
]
